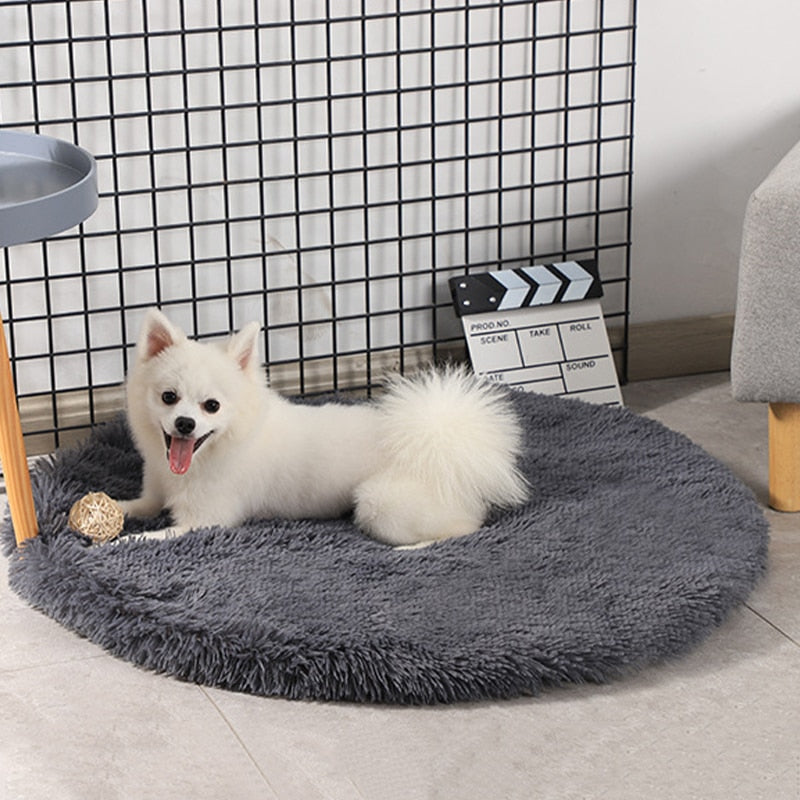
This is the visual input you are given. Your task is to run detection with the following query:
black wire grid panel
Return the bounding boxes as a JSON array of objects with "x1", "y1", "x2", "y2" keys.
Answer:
[{"x1": 0, "y1": 0, "x2": 636, "y2": 454}]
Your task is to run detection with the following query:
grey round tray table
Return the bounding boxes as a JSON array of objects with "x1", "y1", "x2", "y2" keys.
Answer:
[{"x1": 0, "y1": 130, "x2": 98, "y2": 545}]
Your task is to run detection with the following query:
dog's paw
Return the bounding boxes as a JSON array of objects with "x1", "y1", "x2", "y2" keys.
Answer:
[
  {"x1": 135, "y1": 525, "x2": 188, "y2": 541},
  {"x1": 394, "y1": 540, "x2": 435, "y2": 551}
]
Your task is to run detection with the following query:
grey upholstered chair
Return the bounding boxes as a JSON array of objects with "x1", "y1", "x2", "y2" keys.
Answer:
[{"x1": 731, "y1": 140, "x2": 800, "y2": 510}]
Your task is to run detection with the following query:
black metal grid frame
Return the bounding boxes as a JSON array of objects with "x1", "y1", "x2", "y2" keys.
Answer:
[{"x1": 0, "y1": 0, "x2": 637, "y2": 453}]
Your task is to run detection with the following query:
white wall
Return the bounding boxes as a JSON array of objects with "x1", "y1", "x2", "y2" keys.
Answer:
[{"x1": 631, "y1": 0, "x2": 800, "y2": 324}]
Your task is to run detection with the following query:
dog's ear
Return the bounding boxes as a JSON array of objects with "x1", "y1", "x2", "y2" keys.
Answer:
[
  {"x1": 227, "y1": 321, "x2": 261, "y2": 373},
  {"x1": 138, "y1": 308, "x2": 185, "y2": 361}
]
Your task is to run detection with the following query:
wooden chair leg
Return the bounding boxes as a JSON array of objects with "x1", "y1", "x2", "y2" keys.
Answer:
[
  {"x1": 0, "y1": 313, "x2": 38, "y2": 544},
  {"x1": 768, "y1": 402, "x2": 800, "y2": 512}
]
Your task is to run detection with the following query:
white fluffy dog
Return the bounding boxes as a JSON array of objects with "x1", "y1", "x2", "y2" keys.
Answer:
[{"x1": 119, "y1": 309, "x2": 528, "y2": 546}]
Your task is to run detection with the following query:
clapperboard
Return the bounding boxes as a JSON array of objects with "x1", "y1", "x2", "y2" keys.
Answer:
[{"x1": 449, "y1": 260, "x2": 623, "y2": 405}]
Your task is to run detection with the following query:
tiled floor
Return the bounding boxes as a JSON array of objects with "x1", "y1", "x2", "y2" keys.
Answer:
[{"x1": 2, "y1": 372, "x2": 798, "y2": 800}]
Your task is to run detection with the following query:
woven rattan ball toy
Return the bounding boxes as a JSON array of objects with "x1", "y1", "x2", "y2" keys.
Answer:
[{"x1": 68, "y1": 492, "x2": 125, "y2": 543}]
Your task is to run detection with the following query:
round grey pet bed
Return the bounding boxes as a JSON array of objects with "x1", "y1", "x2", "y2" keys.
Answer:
[{"x1": 3, "y1": 390, "x2": 768, "y2": 705}]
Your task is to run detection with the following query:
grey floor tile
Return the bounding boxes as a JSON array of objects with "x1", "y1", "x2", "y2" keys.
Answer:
[
  {"x1": 748, "y1": 514, "x2": 800, "y2": 643},
  {"x1": 623, "y1": 371, "x2": 769, "y2": 504},
  {"x1": 0, "y1": 569, "x2": 105, "y2": 673},
  {"x1": 1, "y1": 655, "x2": 275, "y2": 800}
]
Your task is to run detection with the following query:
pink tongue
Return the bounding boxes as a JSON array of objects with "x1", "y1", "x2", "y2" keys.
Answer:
[{"x1": 168, "y1": 437, "x2": 195, "y2": 475}]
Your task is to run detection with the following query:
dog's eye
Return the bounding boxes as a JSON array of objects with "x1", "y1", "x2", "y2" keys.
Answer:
[
  {"x1": 203, "y1": 399, "x2": 220, "y2": 414},
  {"x1": 161, "y1": 390, "x2": 178, "y2": 405}
]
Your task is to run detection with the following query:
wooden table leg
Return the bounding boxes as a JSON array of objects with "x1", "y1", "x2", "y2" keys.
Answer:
[
  {"x1": 0, "y1": 313, "x2": 38, "y2": 544},
  {"x1": 768, "y1": 401, "x2": 800, "y2": 512}
]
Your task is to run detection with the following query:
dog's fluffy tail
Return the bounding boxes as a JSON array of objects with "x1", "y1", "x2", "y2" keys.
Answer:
[{"x1": 354, "y1": 366, "x2": 528, "y2": 545}]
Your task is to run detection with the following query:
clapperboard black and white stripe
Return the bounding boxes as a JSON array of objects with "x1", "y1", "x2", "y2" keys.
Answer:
[
  {"x1": 449, "y1": 259, "x2": 622, "y2": 406},
  {"x1": 448, "y1": 260, "x2": 602, "y2": 317}
]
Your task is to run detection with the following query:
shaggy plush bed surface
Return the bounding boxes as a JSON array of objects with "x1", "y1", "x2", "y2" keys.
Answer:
[{"x1": 3, "y1": 390, "x2": 768, "y2": 705}]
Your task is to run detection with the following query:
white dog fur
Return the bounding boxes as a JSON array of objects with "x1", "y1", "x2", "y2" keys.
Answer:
[{"x1": 119, "y1": 309, "x2": 528, "y2": 546}]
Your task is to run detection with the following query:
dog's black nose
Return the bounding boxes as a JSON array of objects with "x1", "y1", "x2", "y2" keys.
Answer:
[{"x1": 175, "y1": 416, "x2": 196, "y2": 437}]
